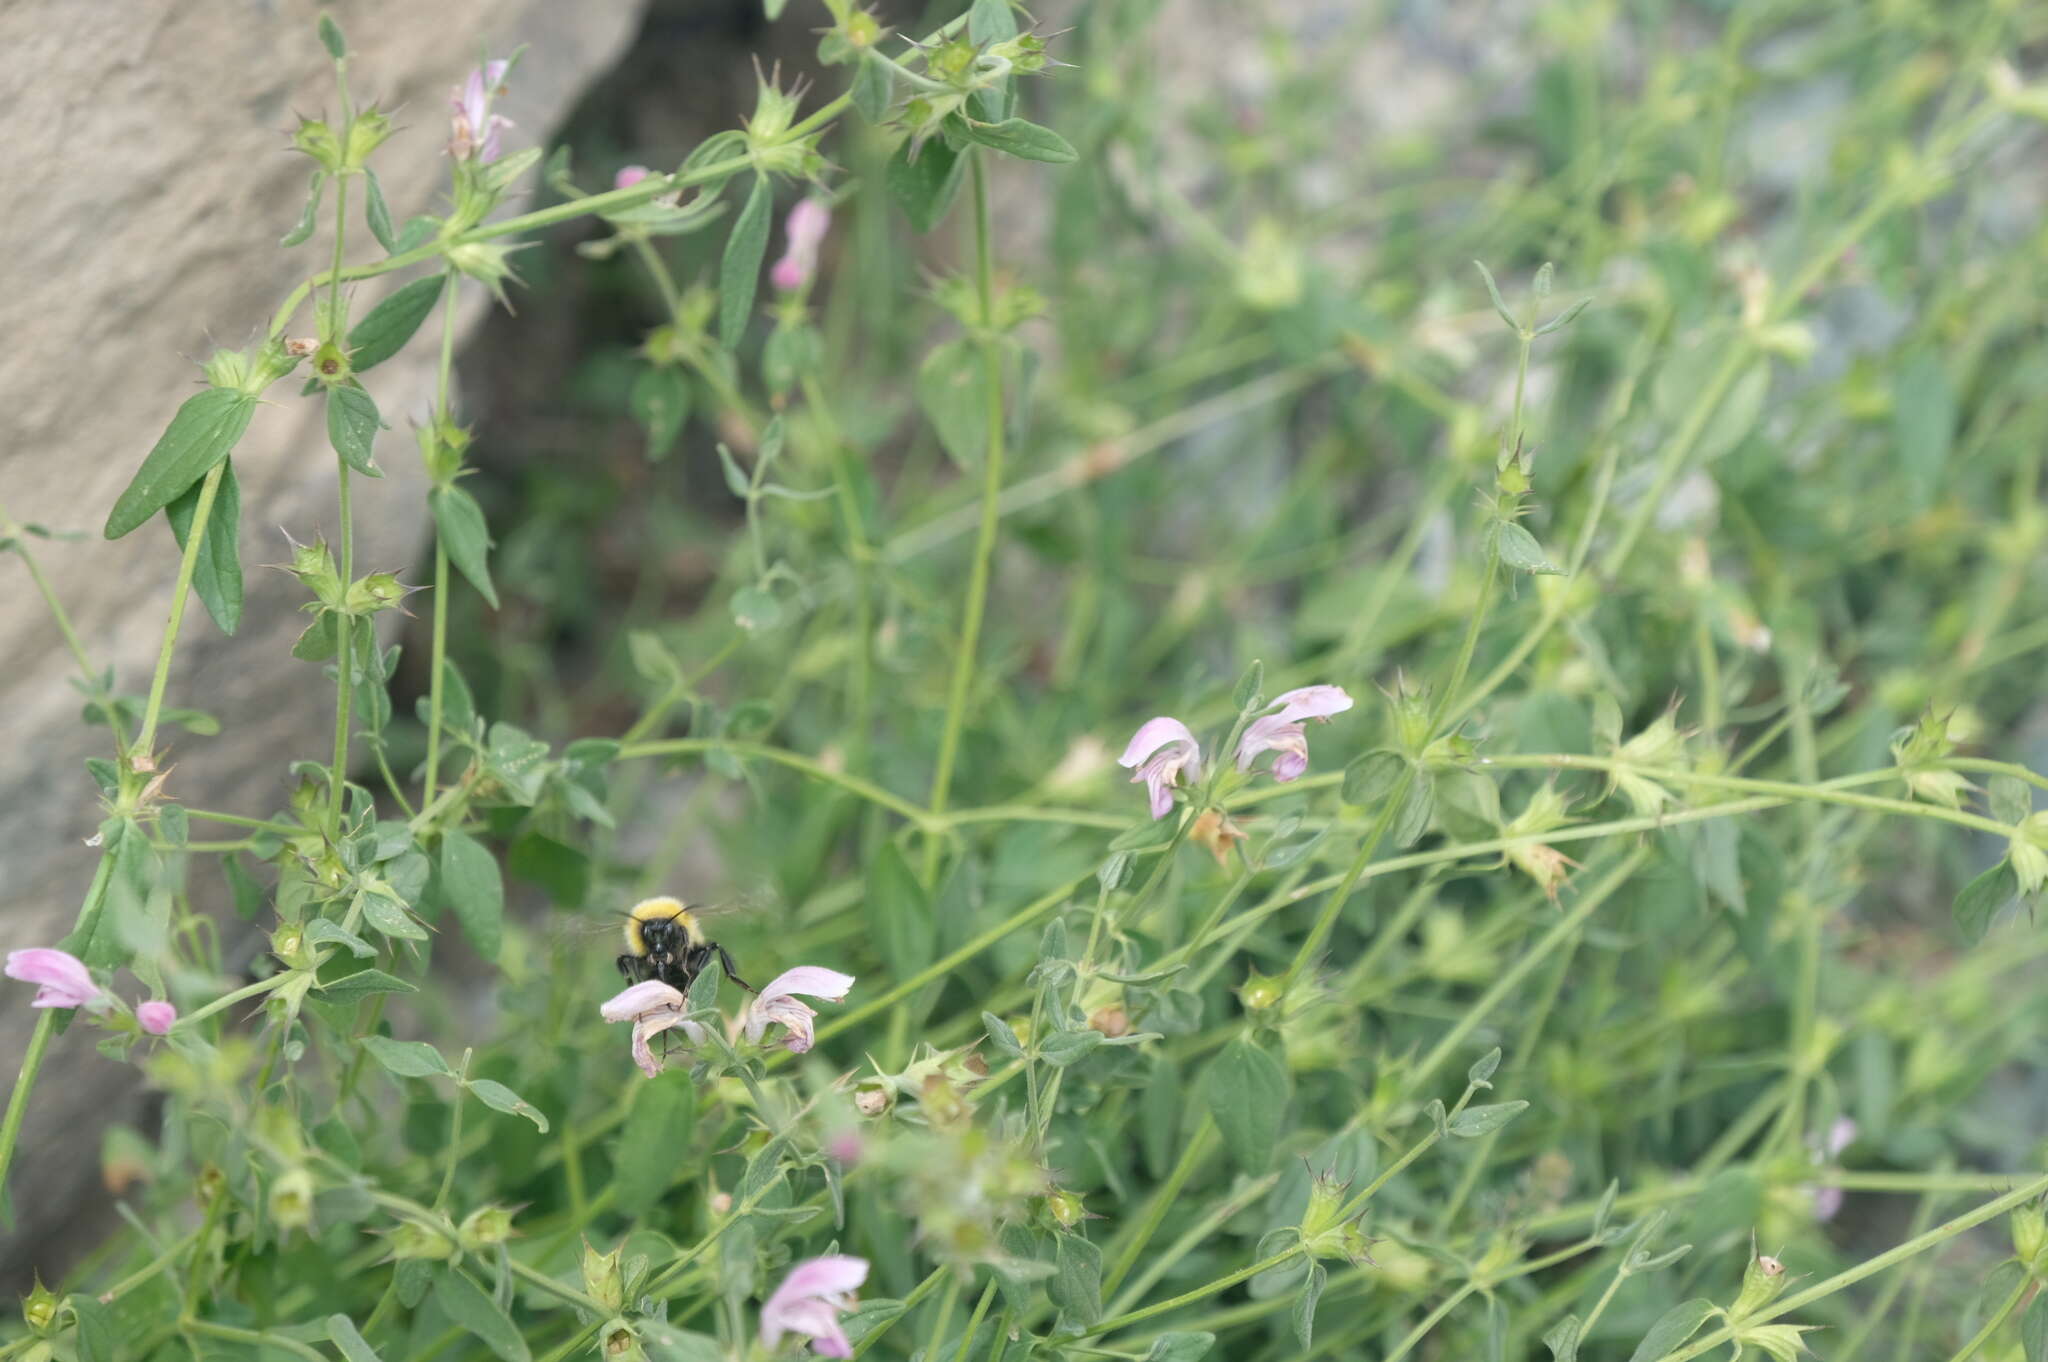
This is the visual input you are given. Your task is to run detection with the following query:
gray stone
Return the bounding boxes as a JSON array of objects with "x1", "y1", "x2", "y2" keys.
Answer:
[{"x1": 0, "y1": 0, "x2": 642, "y2": 1275}]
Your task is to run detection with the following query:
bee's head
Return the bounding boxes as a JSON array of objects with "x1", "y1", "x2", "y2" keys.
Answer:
[{"x1": 624, "y1": 896, "x2": 703, "y2": 955}]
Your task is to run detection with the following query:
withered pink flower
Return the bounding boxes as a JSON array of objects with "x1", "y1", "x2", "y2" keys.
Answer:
[
  {"x1": 5, "y1": 949, "x2": 102, "y2": 1011},
  {"x1": 760, "y1": 1255, "x2": 868, "y2": 1358},
  {"x1": 1235, "y1": 684, "x2": 1354, "y2": 782},
  {"x1": 770, "y1": 198, "x2": 833, "y2": 292},
  {"x1": 1119, "y1": 717, "x2": 1201, "y2": 820},
  {"x1": 136, "y1": 1000, "x2": 176, "y2": 1036},
  {"x1": 449, "y1": 60, "x2": 513, "y2": 163},
  {"x1": 744, "y1": 966, "x2": 855, "y2": 1054},
  {"x1": 599, "y1": 979, "x2": 704, "y2": 1078}
]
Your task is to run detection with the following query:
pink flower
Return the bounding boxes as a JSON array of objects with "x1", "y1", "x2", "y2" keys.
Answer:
[
  {"x1": 769, "y1": 198, "x2": 833, "y2": 292},
  {"x1": 136, "y1": 1000, "x2": 176, "y2": 1035},
  {"x1": 599, "y1": 979, "x2": 705, "y2": 1078},
  {"x1": 1235, "y1": 685, "x2": 1354, "y2": 782},
  {"x1": 1808, "y1": 1117, "x2": 1858, "y2": 1222},
  {"x1": 744, "y1": 966, "x2": 855, "y2": 1054},
  {"x1": 5, "y1": 949, "x2": 102, "y2": 1011},
  {"x1": 449, "y1": 60, "x2": 513, "y2": 163},
  {"x1": 614, "y1": 165, "x2": 652, "y2": 190},
  {"x1": 1119, "y1": 717, "x2": 1201, "y2": 820},
  {"x1": 761, "y1": 1255, "x2": 868, "y2": 1358}
]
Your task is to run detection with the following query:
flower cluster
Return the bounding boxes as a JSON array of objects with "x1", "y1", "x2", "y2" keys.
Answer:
[
  {"x1": 1117, "y1": 684, "x2": 1353, "y2": 819},
  {"x1": 5, "y1": 948, "x2": 175, "y2": 1034},
  {"x1": 599, "y1": 966, "x2": 854, "y2": 1077}
]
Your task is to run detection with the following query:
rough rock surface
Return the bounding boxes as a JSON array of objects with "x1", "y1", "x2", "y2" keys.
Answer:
[{"x1": 0, "y1": 0, "x2": 642, "y2": 1276}]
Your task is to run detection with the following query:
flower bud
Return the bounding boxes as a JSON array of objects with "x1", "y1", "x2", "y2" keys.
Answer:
[
  {"x1": 446, "y1": 241, "x2": 525, "y2": 308},
  {"x1": 2012, "y1": 1201, "x2": 2047, "y2": 1271},
  {"x1": 293, "y1": 117, "x2": 344, "y2": 173},
  {"x1": 1087, "y1": 1005, "x2": 1130, "y2": 1039},
  {"x1": 460, "y1": 1205, "x2": 518, "y2": 1251},
  {"x1": 582, "y1": 1239, "x2": 625, "y2": 1313},
  {"x1": 389, "y1": 1220, "x2": 455, "y2": 1262},
  {"x1": 1046, "y1": 1189, "x2": 1086, "y2": 1230},
  {"x1": 268, "y1": 1167, "x2": 316, "y2": 1234},
  {"x1": 287, "y1": 538, "x2": 343, "y2": 608},
  {"x1": 203, "y1": 348, "x2": 252, "y2": 391},
  {"x1": 614, "y1": 165, "x2": 652, "y2": 190},
  {"x1": 345, "y1": 572, "x2": 413, "y2": 616},
  {"x1": 309, "y1": 342, "x2": 351, "y2": 386},
  {"x1": 21, "y1": 1277, "x2": 58, "y2": 1336},
  {"x1": 1730, "y1": 1252, "x2": 1789, "y2": 1319},
  {"x1": 1239, "y1": 970, "x2": 1284, "y2": 1012},
  {"x1": 708, "y1": 1191, "x2": 734, "y2": 1217},
  {"x1": 136, "y1": 999, "x2": 176, "y2": 1036},
  {"x1": 344, "y1": 109, "x2": 395, "y2": 169}
]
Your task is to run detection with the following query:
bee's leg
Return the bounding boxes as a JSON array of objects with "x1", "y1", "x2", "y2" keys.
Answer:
[
  {"x1": 617, "y1": 954, "x2": 645, "y2": 983},
  {"x1": 717, "y1": 945, "x2": 756, "y2": 993}
]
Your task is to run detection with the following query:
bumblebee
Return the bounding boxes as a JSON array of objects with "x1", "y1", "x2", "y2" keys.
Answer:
[{"x1": 618, "y1": 896, "x2": 754, "y2": 995}]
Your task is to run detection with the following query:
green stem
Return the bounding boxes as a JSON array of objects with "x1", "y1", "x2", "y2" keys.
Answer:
[
  {"x1": 1944, "y1": 1268, "x2": 2031, "y2": 1362},
  {"x1": 1658, "y1": 1172, "x2": 2048, "y2": 1361},
  {"x1": 853, "y1": 1266, "x2": 948, "y2": 1358},
  {"x1": 329, "y1": 453, "x2": 355, "y2": 832},
  {"x1": 1080, "y1": 1246, "x2": 1304, "y2": 1338},
  {"x1": 134, "y1": 462, "x2": 226, "y2": 759},
  {"x1": 620, "y1": 738, "x2": 930, "y2": 824},
  {"x1": 181, "y1": 1318, "x2": 326, "y2": 1362},
  {"x1": 436, "y1": 1051, "x2": 471, "y2": 1210},
  {"x1": 1103, "y1": 1120, "x2": 1215, "y2": 1297},
  {"x1": 924, "y1": 151, "x2": 1008, "y2": 882},
  {"x1": 423, "y1": 271, "x2": 461, "y2": 808}
]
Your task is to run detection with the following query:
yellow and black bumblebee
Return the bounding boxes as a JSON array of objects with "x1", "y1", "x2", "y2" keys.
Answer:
[{"x1": 618, "y1": 896, "x2": 754, "y2": 995}]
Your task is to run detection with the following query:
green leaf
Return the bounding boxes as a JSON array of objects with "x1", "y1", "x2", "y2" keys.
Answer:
[
  {"x1": 165, "y1": 458, "x2": 243, "y2": 634},
  {"x1": 1469, "y1": 1047, "x2": 1502, "y2": 1086},
  {"x1": 431, "y1": 484, "x2": 499, "y2": 608},
  {"x1": 359, "y1": 1035, "x2": 452, "y2": 1079},
  {"x1": 615, "y1": 1069, "x2": 696, "y2": 1215},
  {"x1": 851, "y1": 53, "x2": 895, "y2": 124},
  {"x1": 1544, "y1": 1315, "x2": 1582, "y2": 1362},
  {"x1": 1392, "y1": 774, "x2": 1436, "y2": 848},
  {"x1": 70, "y1": 1295, "x2": 118, "y2": 1362},
  {"x1": 887, "y1": 136, "x2": 966, "y2": 233},
  {"x1": 105, "y1": 388, "x2": 256, "y2": 540},
  {"x1": 867, "y1": 842, "x2": 935, "y2": 976},
  {"x1": 363, "y1": 169, "x2": 396, "y2": 253},
  {"x1": 317, "y1": 968, "x2": 416, "y2": 1004},
  {"x1": 1291, "y1": 1262, "x2": 1327, "y2": 1349},
  {"x1": 305, "y1": 918, "x2": 375, "y2": 960},
  {"x1": 1990, "y1": 774, "x2": 2032, "y2": 826},
  {"x1": 317, "y1": 14, "x2": 347, "y2": 58},
  {"x1": 1232, "y1": 659, "x2": 1265, "y2": 713},
  {"x1": 1048, "y1": 1232, "x2": 1103, "y2": 1326},
  {"x1": 954, "y1": 116, "x2": 1078, "y2": 163},
  {"x1": 2022, "y1": 1289, "x2": 2048, "y2": 1362},
  {"x1": 347, "y1": 275, "x2": 445, "y2": 374},
  {"x1": 1201, "y1": 1036, "x2": 1289, "y2": 1172},
  {"x1": 1493, "y1": 520, "x2": 1563, "y2": 575},
  {"x1": 326, "y1": 383, "x2": 383, "y2": 476},
  {"x1": 1894, "y1": 350, "x2": 1955, "y2": 509},
  {"x1": 466, "y1": 1078, "x2": 547, "y2": 1132},
  {"x1": 918, "y1": 337, "x2": 992, "y2": 469},
  {"x1": 1343, "y1": 750, "x2": 1408, "y2": 805},
  {"x1": 1473, "y1": 260, "x2": 1519, "y2": 332},
  {"x1": 982, "y1": 1012, "x2": 1024, "y2": 1058},
  {"x1": 327, "y1": 1314, "x2": 382, "y2": 1362},
  {"x1": 283, "y1": 170, "x2": 327, "y2": 247},
  {"x1": 719, "y1": 174, "x2": 772, "y2": 348},
  {"x1": 1448, "y1": 1101, "x2": 1528, "y2": 1137},
  {"x1": 1953, "y1": 860, "x2": 2019, "y2": 945},
  {"x1": 439, "y1": 828, "x2": 504, "y2": 962},
  {"x1": 360, "y1": 891, "x2": 427, "y2": 941},
  {"x1": 1626, "y1": 1299, "x2": 1717, "y2": 1362},
  {"x1": 631, "y1": 365, "x2": 692, "y2": 460},
  {"x1": 1144, "y1": 1335, "x2": 1216, "y2": 1362},
  {"x1": 432, "y1": 1267, "x2": 530, "y2": 1362},
  {"x1": 1038, "y1": 1027, "x2": 1106, "y2": 1067}
]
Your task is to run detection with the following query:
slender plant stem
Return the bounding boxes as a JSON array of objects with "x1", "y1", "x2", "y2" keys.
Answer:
[
  {"x1": 1944, "y1": 1269, "x2": 2030, "y2": 1362},
  {"x1": 423, "y1": 270, "x2": 461, "y2": 808},
  {"x1": 134, "y1": 462, "x2": 226, "y2": 759},
  {"x1": 924, "y1": 150, "x2": 1008, "y2": 883},
  {"x1": 329, "y1": 452, "x2": 355, "y2": 832}
]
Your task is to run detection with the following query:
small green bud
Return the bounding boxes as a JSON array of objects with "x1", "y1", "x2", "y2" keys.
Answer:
[
  {"x1": 268, "y1": 1167, "x2": 316, "y2": 1233},
  {"x1": 1239, "y1": 970, "x2": 1285, "y2": 1012},
  {"x1": 310, "y1": 343, "x2": 352, "y2": 386},
  {"x1": 582, "y1": 1239, "x2": 626, "y2": 1314},
  {"x1": 389, "y1": 1220, "x2": 455, "y2": 1262},
  {"x1": 1046, "y1": 1189, "x2": 1086, "y2": 1230},
  {"x1": 930, "y1": 38, "x2": 977, "y2": 83},
  {"x1": 1730, "y1": 1252, "x2": 1789, "y2": 1320},
  {"x1": 293, "y1": 117, "x2": 345, "y2": 174},
  {"x1": 287, "y1": 537, "x2": 344, "y2": 610},
  {"x1": 271, "y1": 922, "x2": 308, "y2": 967},
  {"x1": 344, "y1": 109, "x2": 395, "y2": 169},
  {"x1": 345, "y1": 571, "x2": 413, "y2": 617},
  {"x1": 459, "y1": 1205, "x2": 518, "y2": 1251},
  {"x1": 20, "y1": 1276, "x2": 58, "y2": 1336},
  {"x1": 842, "y1": 10, "x2": 881, "y2": 47},
  {"x1": 2012, "y1": 1201, "x2": 2047, "y2": 1271},
  {"x1": 203, "y1": 348, "x2": 251, "y2": 391},
  {"x1": 446, "y1": 241, "x2": 526, "y2": 308},
  {"x1": 989, "y1": 34, "x2": 1048, "y2": 73}
]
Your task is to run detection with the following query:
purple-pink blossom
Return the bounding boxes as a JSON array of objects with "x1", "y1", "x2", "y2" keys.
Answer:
[
  {"x1": 1235, "y1": 685, "x2": 1354, "y2": 782},
  {"x1": 761, "y1": 1255, "x2": 868, "y2": 1358},
  {"x1": 1808, "y1": 1117, "x2": 1858, "y2": 1221},
  {"x1": 744, "y1": 966, "x2": 855, "y2": 1054},
  {"x1": 449, "y1": 60, "x2": 513, "y2": 163},
  {"x1": 770, "y1": 199, "x2": 833, "y2": 292},
  {"x1": 1119, "y1": 717, "x2": 1201, "y2": 820},
  {"x1": 615, "y1": 165, "x2": 652, "y2": 190},
  {"x1": 136, "y1": 1000, "x2": 176, "y2": 1036},
  {"x1": 5, "y1": 949, "x2": 102, "y2": 1011},
  {"x1": 599, "y1": 979, "x2": 705, "y2": 1078}
]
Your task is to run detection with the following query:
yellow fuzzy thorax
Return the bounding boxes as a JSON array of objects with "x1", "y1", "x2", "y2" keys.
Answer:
[{"x1": 624, "y1": 896, "x2": 701, "y2": 955}]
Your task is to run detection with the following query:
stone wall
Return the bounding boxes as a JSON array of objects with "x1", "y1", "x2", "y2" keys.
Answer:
[{"x1": 0, "y1": 0, "x2": 643, "y2": 1276}]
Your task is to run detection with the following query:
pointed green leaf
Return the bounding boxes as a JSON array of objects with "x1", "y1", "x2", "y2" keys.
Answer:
[
  {"x1": 432, "y1": 1267, "x2": 530, "y2": 1362},
  {"x1": 346, "y1": 275, "x2": 445, "y2": 374},
  {"x1": 363, "y1": 168, "x2": 397, "y2": 253},
  {"x1": 1954, "y1": 860, "x2": 2019, "y2": 945},
  {"x1": 631, "y1": 365, "x2": 692, "y2": 460},
  {"x1": 439, "y1": 828, "x2": 504, "y2": 962},
  {"x1": 1201, "y1": 1036, "x2": 1289, "y2": 1172},
  {"x1": 1448, "y1": 1101, "x2": 1528, "y2": 1137},
  {"x1": 718, "y1": 174, "x2": 772, "y2": 348},
  {"x1": 283, "y1": 170, "x2": 327, "y2": 247},
  {"x1": 431, "y1": 484, "x2": 498, "y2": 608},
  {"x1": 326, "y1": 382, "x2": 383, "y2": 476},
  {"x1": 165, "y1": 458, "x2": 243, "y2": 633},
  {"x1": 359, "y1": 1035, "x2": 452, "y2": 1079},
  {"x1": 466, "y1": 1078, "x2": 548, "y2": 1131},
  {"x1": 886, "y1": 136, "x2": 965, "y2": 233},
  {"x1": 954, "y1": 116, "x2": 1077, "y2": 163},
  {"x1": 917, "y1": 337, "x2": 991, "y2": 469},
  {"x1": 867, "y1": 842, "x2": 935, "y2": 976},
  {"x1": 615, "y1": 1069, "x2": 696, "y2": 1215},
  {"x1": 1627, "y1": 1300, "x2": 1717, "y2": 1362},
  {"x1": 106, "y1": 388, "x2": 256, "y2": 539}
]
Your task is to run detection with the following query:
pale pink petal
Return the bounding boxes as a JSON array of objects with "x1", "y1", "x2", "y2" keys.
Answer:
[
  {"x1": 770, "y1": 256, "x2": 808, "y2": 292},
  {"x1": 5, "y1": 949, "x2": 102, "y2": 1010},
  {"x1": 630, "y1": 1009, "x2": 703, "y2": 1078},
  {"x1": 1119, "y1": 717, "x2": 1198, "y2": 768},
  {"x1": 615, "y1": 165, "x2": 652, "y2": 190},
  {"x1": 1145, "y1": 775, "x2": 1174, "y2": 820},
  {"x1": 785, "y1": 198, "x2": 832, "y2": 252},
  {"x1": 1269, "y1": 685, "x2": 1354, "y2": 723},
  {"x1": 136, "y1": 1000, "x2": 176, "y2": 1035},
  {"x1": 600, "y1": 979, "x2": 685, "y2": 1023},
  {"x1": 759, "y1": 966, "x2": 855, "y2": 1003},
  {"x1": 763, "y1": 1255, "x2": 869, "y2": 1349},
  {"x1": 1825, "y1": 1117, "x2": 1858, "y2": 1157},
  {"x1": 1234, "y1": 714, "x2": 1307, "y2": 774}
]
